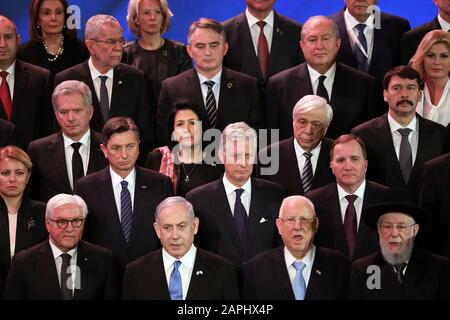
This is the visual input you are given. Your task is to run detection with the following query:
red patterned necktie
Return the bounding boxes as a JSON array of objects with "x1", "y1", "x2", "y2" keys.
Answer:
[
  {"x1": 257, "y1": 21, "x2": 269, "y2": 79},
  {"x1": 0, "y1": 71, "x2": 13, "y2": 120}
]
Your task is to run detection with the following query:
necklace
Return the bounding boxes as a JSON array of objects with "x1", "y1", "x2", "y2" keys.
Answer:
[
  {"x1": 180, "y1": 163, "x2": 196, "y2": 183},
  {"x1": 43, "y1": 34, "x2": 64, "y2": 62}
]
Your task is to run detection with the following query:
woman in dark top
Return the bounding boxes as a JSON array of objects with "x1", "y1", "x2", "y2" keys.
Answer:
[
  {"x1": 0, "y1": 146, "x2": 47, "y2": 297},
  {"x1": 17, "y1": 0, "x2": 89, "y2": 76},
  {"x1": 123, "y1": 0, "x2": 192, "y2": 100},
  {"x1": 145, "y1": 104, "x2": 223, "y2": 196}
]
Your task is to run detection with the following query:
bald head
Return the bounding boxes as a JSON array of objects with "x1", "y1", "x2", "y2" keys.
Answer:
[{"x1": 279, "y1": 196, "x2": 316, "y2": 219}]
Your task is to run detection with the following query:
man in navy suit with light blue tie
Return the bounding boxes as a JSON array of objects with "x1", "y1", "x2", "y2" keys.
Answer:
[{"x1": 243, "y1": 195, "x2": 351, "y2": 300}]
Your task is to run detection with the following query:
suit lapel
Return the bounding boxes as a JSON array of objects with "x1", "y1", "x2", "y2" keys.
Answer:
[
  {"x1": 130, "y1": 166, "x2": 148, "y2": 243},
  {"x1": 246, "y1": 178, "x2": 266, "y2": 250},
  {"x1": 409, "y1": 116, "x2": 429, "y2": 185},
  {"x1": 49, "y1": 132, "x2": 72, "y2": 192},
  {"x1": 74, "y1": 242, "x2": 89, "y2": 300},
  {"x1": 110, "y1": 66, "x2": 125, "y2": 115},
  {"x1": 11, "y1": 61, "x2": 28, "y2": 121},
  {"x1": 356, "y1": 182, "x2": 376, "y2": 254},
  {"x1": 334, "y1": 11, "x2": 357, "y2": 69},
  {"x1": 305, "y1": 248, "x2": 329, "y2": 300},
  {"x1": 217, "y1": 68, "x2": 234, "y2": 129},
  {"x1": 267, "y1": 13, "x2": 286, "y2": 77},
  {"x1": 186, "y1": 70, "x2": 208, "y2": 125},
  {"x1": 86, "y1": 130, "x2": 105, "y2": 174},
  {"x1": 80, "y1": 62, "x2": 103, "y2": 128},
  {"x1": 38, "y1": 242, "x2": 64, "y2": 299},
  {"x1": 284, "y1": 139, "x2": 303, "y2": 194},
  {"x1": 270, "y1": 247, "x2": 296, "y2": 299},
  {"x1": 186, "y1": 249, "x2": 210, "y2": 299},
  {"x1": 297, "y1": 63, "x2": 314, "y2": 97},
  {"x1": 236, "y1": 12, "x2": 262, "y2": 80}
]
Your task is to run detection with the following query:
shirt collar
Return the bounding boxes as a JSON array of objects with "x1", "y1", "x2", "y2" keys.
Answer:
[
  {"x1": 198, "y1": 69, "x2": 222, "y2": 85},
  {"x1": 88, "y1": 57, "x2": 114, "y2": 79},
  {"x1": 284, "y1": 245, "x2": 316, "y2": 269},
  {"x1": 110, "y1": 166, "x2": 136, "y2": 188},
  {"x1": 245, "y1": 8, "x2": 274, "y2": 28},
  {"x1": 62, "y1": 130, "x2": 91, "y2": 149},
  {"x1": 438, "y1": 14, "x2": 450, "y2": 32},
  {"x1": 293, "y1": 137, "x2": 322, "y2": 158},
  {"x1": 344, "y1": 7, "x2": 375, "y2": 29},
  {"x1": 336, "y1": 179, "x2": 366, "y2": 201},
  {"x1": 49, "y1": 239, "x2": 77, "y2": 260},
  {"x1": 162, "y1": 244, "x2": 197, "y2": 271},
  {"x1": 307, "y1": 63, "x2": 336, "y2": 83},
  {"x1": 0, "y1": 62, "x2": 15, "y2": 76},
  {"x1": 387, "y1": 113, "x2": 418, "y2": 134},
  {"x1": 222, "y1": 175, "x2": 252, "y2": 197}
]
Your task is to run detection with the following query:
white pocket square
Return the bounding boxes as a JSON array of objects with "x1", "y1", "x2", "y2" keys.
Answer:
[{"x1": 259, "y1": 217, "x2": 268, "y2": 223}]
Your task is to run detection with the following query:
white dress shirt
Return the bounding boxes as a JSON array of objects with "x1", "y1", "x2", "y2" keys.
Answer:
[
  {"x1": 162, "y1": 245, "x2": 197, "y2": 300},
  {"x1": 246, "y1": 8, "x2": 274, "y2": 54},
  {"x1": 438, "y1": 14, "x2": 450, "y2": 32},
  {"x1": 387, "y1": 114, "x2": 419, "y2": 165},
  {"x1": 344, "y1": 8, "x2": 375, "y2": 65},
  {"x1": 336, "y1": 180, "x2": 366, "y2": 229},
  {"x1": 293, "y1": 138, "x2": 322, "y2": 179},
  {"x1": 0, "y1": 63, "x2": 15, "y2": 99},
  {"x1": 307, "y1": 63, "x2": 336, "y2": 99},
  {"x1": 198, "y1": 70, "x2": 222, "y2": 108},
  {"x1": 417, "y1": 79, "x2": 450, "y2": 127},
  {"x1": 88, "y1": 57, "x2": 113, "y2": 107},
  {"x1": 222, "y1": 175, "x2": 251, "y2": 217},
  {"x1": 49, "y1": 240, "x2": 78, "y2": 291},
  {"x1": 8, "y1": 212, "x2": 17, "y2": 258},
  {"x1": 284, "y1": 245, "x2": 316, "y2": 288},
  {"x1": 62, "y1": 130, "x2": 91, "y2": 190},
  {"x1": 110, "y1": 167, "x2": 136, "y2": 220}
]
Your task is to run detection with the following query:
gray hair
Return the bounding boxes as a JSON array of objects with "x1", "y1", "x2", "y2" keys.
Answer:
[
  {"x1": 52, "y1": 80, "x2": 93, "y2": 112},
  {"x1": 219, "y1": 122, "x2": 257, "y2": 157},
  {"x1": 301, "y1": 15, "x2": 340, "y2": 40},
  {"x1": 46, "y1": 194, "x2": 88, "y2": 219},
  {"x1": 187, "y1": 17, "x2": 226, "y2": 44},
  {"x1": 126, "y1": 0, "x2": 173, "y2": 36},
  {"x1": 155, "y1": 196, "x2": 195, "y2": 224},
  {"x1": 292, "y1": 95, "x2": 334, "y2": 126},
  {"x1": 85, "y1": 14, "x2": 121, "y2": 39}
]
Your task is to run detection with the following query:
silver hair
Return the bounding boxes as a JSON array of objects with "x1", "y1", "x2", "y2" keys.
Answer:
[
  {"x1": 155, "y1": 196, "x2": 195, "y2": 224},
  {"x1": 85, "y1": 14, "x2": 121, "y2": 39},
  {"x1": 45, "y1": 193, "x2": 88, "y2": 219},
  {"x1": 52, "y1": 80, "x2": 93, "y2": 112},
  {"x1": 279, "y1": 195, "x2": 316, "y2": 218},
  {"x1": 301, "y1": 15, "x2": 340, "y2": 40},
  {"x1": 219, "y1": 122, "x2": 257, "y2": 157},
  {"x1": 292, "y1": 95, "x2": 334, "y2": 126}
]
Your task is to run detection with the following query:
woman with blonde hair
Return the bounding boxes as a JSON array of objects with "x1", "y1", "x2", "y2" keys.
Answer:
[
  {"x1": 123, "y1": 0, "x2": 192, "y2": 101},
  {"x1": 410, "y1": 30, "x2": 450, "y2": 127}
]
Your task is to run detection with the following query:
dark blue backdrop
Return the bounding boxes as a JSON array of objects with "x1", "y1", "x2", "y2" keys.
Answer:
[{"x1": 0, "y1": 0, "x2": 438, "y2": 44}]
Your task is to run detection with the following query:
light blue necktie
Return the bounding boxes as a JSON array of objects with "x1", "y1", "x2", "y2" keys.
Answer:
[
  {"x1": 169, "y1": 260, "x2": 183, "y2": 300},
  {"x1": 292, "y1": 261, "x2": 306, "y2": 300}
]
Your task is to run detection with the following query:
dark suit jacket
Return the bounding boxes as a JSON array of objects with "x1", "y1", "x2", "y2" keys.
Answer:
[
  {"x1": 222, "y1": 11, "x2": 304, "y2": 86},
  {"x1": 258, "y1": 137, "x2": 335, "y2": 195},
  {"x1": 27, "y1": 130, "x2": 108, "y2": 202},
  {"x1": 122, "y1": 247, "x2": 240, "y2": 300},
  {"x1": 348, "y1": 248, "x2": 450, "y2": 300},
  {"x1": 0, "y1": 118, "x2": 16, "y2": 148},
  {"x1": 185, "y1": 177, "x2": 286, "y2": 266},
  {"x1": 0, "y1": 198, "x2": 47, "y2": 297},
  {"x1": 330, "y1": 9, "x2": 410, "y2": 82},
  {"x1": 157, "y1": 67, "x2": 264, "y2": 146},
  {"x1": 243, "y1": 246, "x2": 351, "y2": 300},
  {"x1": 3, "y1": 240, "x2": 121, "y2": 300},
  {"x1": 306, "y1": 181, "x2": 390, "y2": 260},
  {"x1": 400, "y1": 17, "x2": 442, "y2": 65},
  {"x1": 54, "y1": 61, "x2": 156, "y2": 152},
  {"x1": 351, "y1": 113, "x2": 449, "y2": 199},
  {"x1": 0, "y1": 60, "x2": 54, "y2": 147},
  {"x1": 419, "y1": 153, "x2": 450, "y2": 257},
  {"x1": 74, "y1": 166, "x2": 174, "y2": 268},
  {"x1": 265, "y1": 62, "x2": 380, "y2": 140}
]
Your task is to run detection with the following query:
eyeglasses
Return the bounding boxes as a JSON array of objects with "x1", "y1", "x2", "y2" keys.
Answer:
[
  {"x1": 91, "y1": 38, "x2": 125, "y2": 46},
  {"x1": 139, "y1": 9, "x2": 164, "y2": 17},
  {"x1": 295, "y1": 119, "x2": 325, "y2": 131},
  {"x1": 278, "y1": 216, "x2": 316, "y2": 226},
  {"x1": 378, "y1": 222, "x2": 416, "y2": 233},
  {"x1": 49, "y1": 218, "x2": 85, "y2": 229}
]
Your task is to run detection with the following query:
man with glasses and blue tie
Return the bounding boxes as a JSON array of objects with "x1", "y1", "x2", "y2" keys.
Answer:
[
  {"x1": 55, "y1": 14, "x2": 156, "y2": 160},
  {"x1": 3, "y1": 193, "x2": 120, "y2": 300},
  {"x1": 122, "y1": 196, "x2": 239, "y2": 299},
  {"x1": 348, "y1": 188, "x2": 450, "y2": 300},
  {"x1": 243, "y1": 195, "x2": 350, "y2": 300}
]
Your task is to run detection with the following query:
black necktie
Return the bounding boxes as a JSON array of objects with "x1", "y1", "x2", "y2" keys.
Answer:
[
  {"x1": 317, "y1": 75, "x2": 329, "y2": 102},
  {"x1": 120, "y1": 180, "x2": 133, "y2": 242},
  {"x1": 398, "y1": 128, "x2": 412, "y2": 183},
  {"x1": 60, "y1": 253, "x2": 72, "y2": 300},
  {"x1": 71, "y1": 142, "x2": 84, "y2": 186},
  {"x1": 354, "y1": 24, "x2": 368, "y2": 72},
  {"x1": 203, "y1": 81, "x2": 217, "y2": 128},
  {"x1": 302, "y1": 152, "x2": 313, "y2": 194},
  {"x1": 394, "y1": 263, "x2": 407, "y2": 284},
  {"x1": 344, "y1": 194, "x2": 358, "y2": 257},
  {"x1": 99, "y1": 76, "x2": 110, "y2": 121},
  {"x1": 234, "y1": 189, "x2": 248, "y2": 246}
]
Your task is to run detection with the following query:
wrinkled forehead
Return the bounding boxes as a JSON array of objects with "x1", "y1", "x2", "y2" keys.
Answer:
[{"x1": 378, "y1": 212, "x2": 414, "y2": 224}]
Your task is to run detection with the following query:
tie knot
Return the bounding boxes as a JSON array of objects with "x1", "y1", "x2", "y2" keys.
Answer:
[
  {"x1": 121, "y1": 180, "x2": 128, "y2": 188},
  {"x1": 60, "y1": 253, "x2": 71, "y2": 264},
  {"x1": 318, "y1": 75, "x2": 326, "y2": 83},
  {"x1": 0, "y1": 71, "x2": 8, "y2": 79},
  {"x1": 173, "y1": 260, "x2": 181, "y2": 271},
  {"x1": 394, "y1": 262, "x2": 407, "y2": 274},
  {"x1": 99, "y1": 75, "x2": 108, "y2": 84},
  {"x1": 293, "y1": 261, "x2": 305, "y2": 272},
  {"x1": 398, "y1": 128, "x2": 412, "y2": 137},
  {"x1": 303, "y1": 152, "x2": 312, "y2": 160},
  {"x1": 355, "y1": 23, "x2": 366, "y2": 33},
  {"x1": 204, "y1": 80, "x2": 214, "y2": 89},
  {"x1": 235, "y1": 188, "x2": 244, "y2": 199},
  {"x1": 71, "y1": 142, "x2": 82, "y2": 151},
  {"x1": 345, "y1": 194, "x2": 357, "y2": 204},
  {"x1": 257, "y1": 20, "x2": 266, "y2": 29}
]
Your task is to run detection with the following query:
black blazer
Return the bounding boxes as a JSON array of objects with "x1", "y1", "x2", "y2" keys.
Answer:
[
  {"x1": 55, "y1": 61, "x2": 156, "y2": 152},
  {"x1": 351, "y1": 113, "x2": 449, "y2": 199},
  {"x1": 4, "y1": 240, "x2": 121, "y2": 300},
  {"x1": 258, "y1": 137, "x2": 335, "y2": 195},
  {"x1": 400, "y1": 17, "x2": 442, "y2": 65},
  {"x1": 306, "y1": 181, "x2": 390, "y2": 260},
  {"x1": 419, "y1": 153, "x2": 450, "y2": 257},
  {"x1": 0, "y1": 119, "x2": 16, "y2": 148},
  {"x1": 265, "y1": 62, "x2": 380, "y2": 140},
  {"x1": 330, "y1": 9, "x2": 410, "y2": 82},
  {"x1": 348, "y1": 248, "x2": 450, "y2": 300},
  {"x1": 222, "y1": 11, "x2": 304, "y2": 86},
  {"x1": 243, "y1": 246, "x2": 351, "y2": 300},
  {"x1": 122, "y1": 247, "x2": 240, "y2": 300},
  {"x1": 74, "y1": 166, "x2": 174, "y2": 268},
  {"x1": 0, "y1": 60, "x2": 54, "y2": 147},
  {"x1": 0, "y1": 198, "x2": 47, "y2": 297},
  {"x1": 27, "y1": 130, "x2": 108, "y2": 202},
  {"x1": 185, "y1": 177, "x2": 286, "y2": 266},
  {"x1": 157, "y1": 67, "x2": 264, "y2": 147}
]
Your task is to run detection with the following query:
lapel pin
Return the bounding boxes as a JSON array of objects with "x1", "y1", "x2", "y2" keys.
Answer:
[
  {"x1": 227, "y1": 82, "x2": 233, "y2": 89},
  {"x1": 315, "y1": 269, "x2": 321, "y2": 275},
  {"x1": 277, "y1": 28, "x2": 284, "y2": 36},
  {"x1": 84, "y1": 258, "x2": 88, "y2": 261},
  {"x1": 196, "y1": 270, "x2": 204, "y2": 276},
  {"x1": 118, "y1": 80, "x2": 123, "y2": 85},
  {"x1": 141, "y1": 185, "x2": 147, "y2": 189},
  {"x1": 27, "y1": 217, "x2": 35, "y2": 230},
  {"x1": 162, "y1": 50, "x2": 168, "y2": 56}
]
